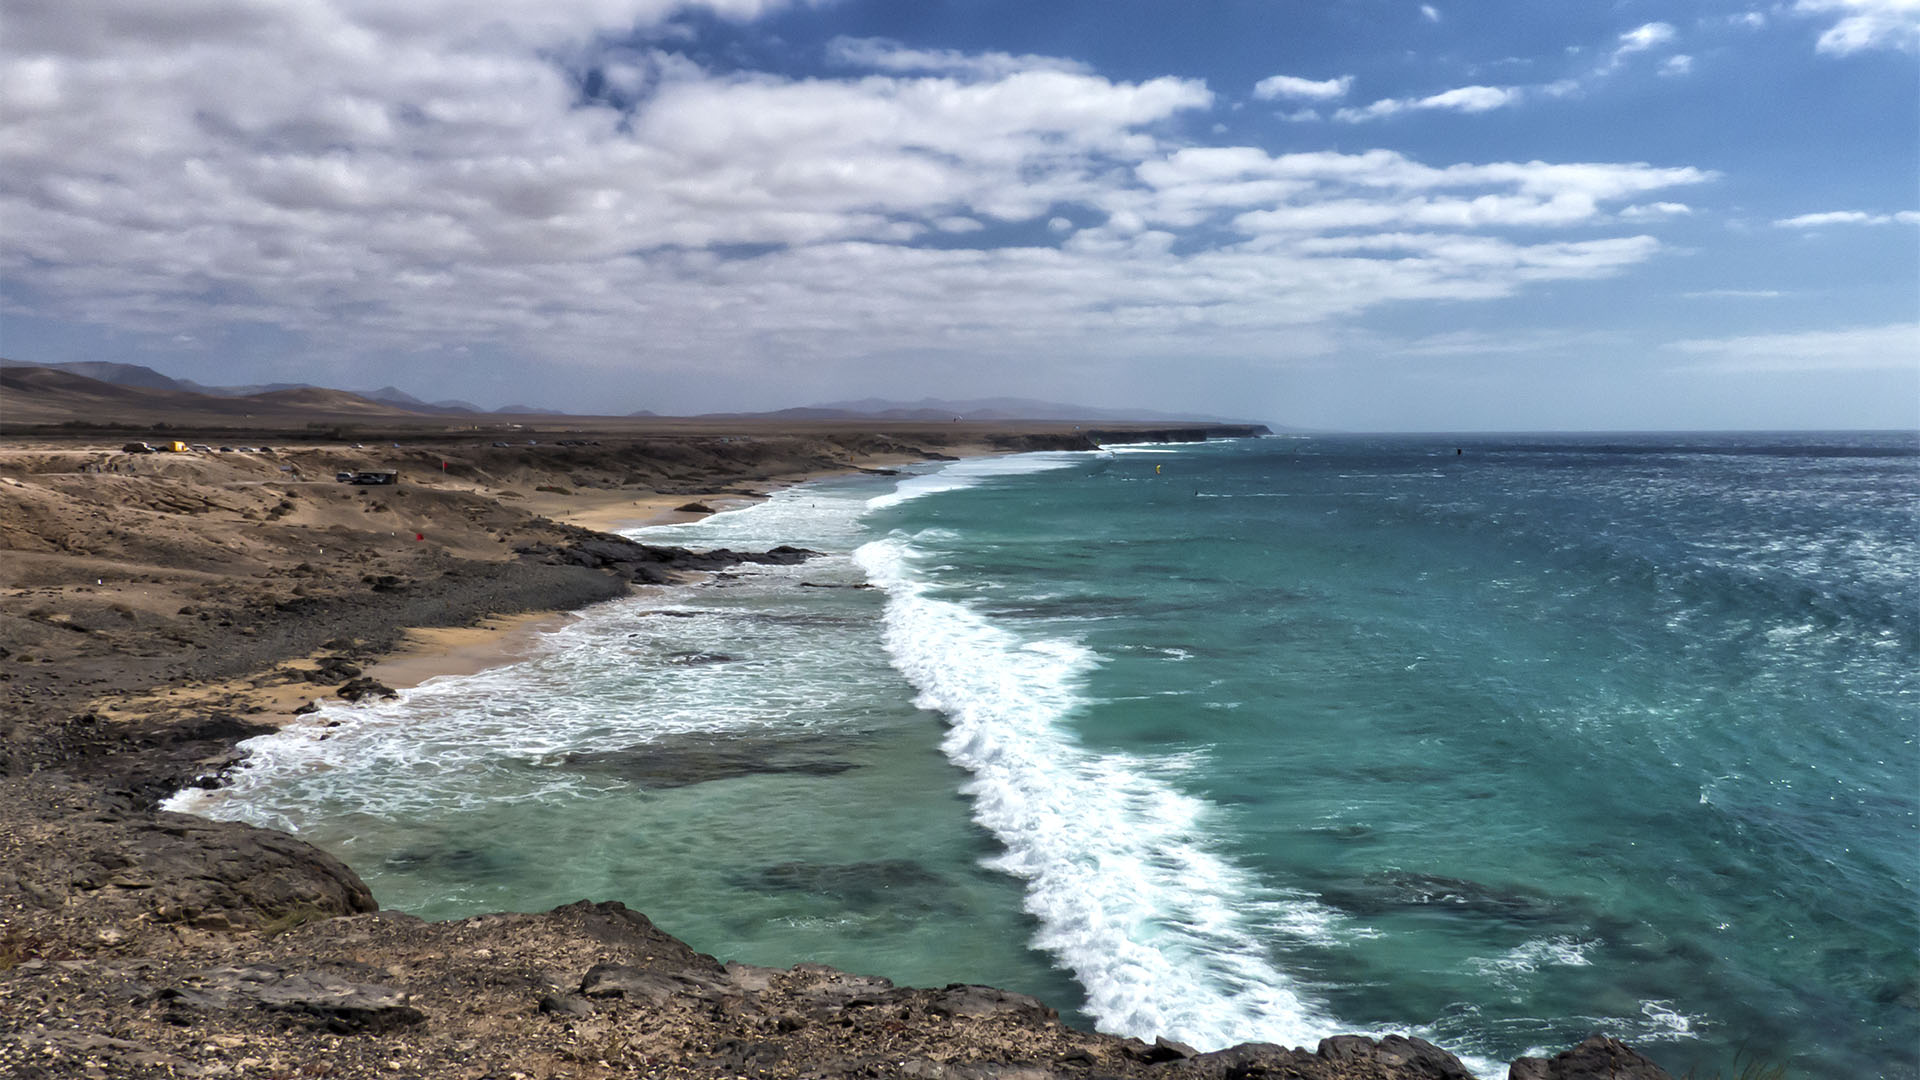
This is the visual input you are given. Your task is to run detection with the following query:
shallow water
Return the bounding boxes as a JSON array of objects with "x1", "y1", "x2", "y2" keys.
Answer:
[{"x1": 175, "y1": 433, "x2": 1920, "y2": 1078}]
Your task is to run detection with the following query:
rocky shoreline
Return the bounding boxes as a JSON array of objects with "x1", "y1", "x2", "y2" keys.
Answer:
[{"x1": 1, "y1": 426, "x2": 1678, "y2": 1079}]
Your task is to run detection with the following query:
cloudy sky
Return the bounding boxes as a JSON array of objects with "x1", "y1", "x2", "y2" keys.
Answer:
[{"x1": 3, "y1": 0, "x2": 1916, "y2": 429}]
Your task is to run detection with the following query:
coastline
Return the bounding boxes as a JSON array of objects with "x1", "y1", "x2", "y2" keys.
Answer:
[{"x1": 0, "y1": 423, "x2": 1680, "y2": 1080}]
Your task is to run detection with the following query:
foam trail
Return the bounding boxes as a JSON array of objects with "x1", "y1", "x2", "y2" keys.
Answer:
[
  {"x1": 855, "y1": 534, "x2": 1339, "y2": 1050},
  {"x1": 865, "y1": 452, "x2": 1088, "y2": 511}
]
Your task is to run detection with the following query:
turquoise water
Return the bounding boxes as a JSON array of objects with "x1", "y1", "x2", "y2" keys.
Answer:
[{"x1": 175, "y1": 433, "x2": 1920, "y2": 1078}]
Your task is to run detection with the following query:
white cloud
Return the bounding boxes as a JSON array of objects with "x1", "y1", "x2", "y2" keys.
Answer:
[
  {"x1": 1279, "y1": 108, "x2": 1323, "y2": 122},
  {"x1": 1252, "y1": 73, "x2": 1353, "y2": 101},
  {"x1": 826, "y1": 36, "x2": 1092, "y2": 78},
  {"x1": 1619, "y1": 202, "x2": 1692, "y2": 220},
  {"x1": 1421, "y1": 5, "x2": 1441, "y2": 22},
  {"x1": 1128, "y1": 150, "x2": 1710, "y2": 238},
  {"x1": 1596, "y1": 21, "x2": 1683, "y2": 74},
  {"x1": 1660, "y1": 54, "x2": 1695, "y2": 76},
  {"x1": 1334, "y1": 84, "x2": 1522, "y2": 122},
  {"x1": 1774, "y1": 210, "x2": 1920, "y2": 226},
  {"x1": 1616, "y1": 22, "x2": 1679, "y2": 55},
  {"x1": 1665, "y1": 323, "x2": 1920, "y2": 372},
  {"x1": 0, "y1": 0, "x2": 1714, "y2": 384},
  {"x1": 1373, "y1": 327, "x2": 1626, "y2": 357},
  {"x1": 1794, "y1": 0, "x2": 1920, "y2": 54},
  {"x1": 1682, "y1": 289, "x2": 1784, "y2": 298}
]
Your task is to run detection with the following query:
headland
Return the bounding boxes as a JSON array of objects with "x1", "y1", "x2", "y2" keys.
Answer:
[{"x1": 0, "y1": 406, "x2": 1672, "y2": 1079}]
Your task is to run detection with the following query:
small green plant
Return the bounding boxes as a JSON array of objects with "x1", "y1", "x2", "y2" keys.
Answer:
[{"x1": 256, "y1": 904, "x2": 335, "y2": 938}]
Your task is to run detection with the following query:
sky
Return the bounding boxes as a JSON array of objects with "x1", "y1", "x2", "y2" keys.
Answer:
[{"x1": 2, "y1": 0, "x2": 1916, "y2": 430}]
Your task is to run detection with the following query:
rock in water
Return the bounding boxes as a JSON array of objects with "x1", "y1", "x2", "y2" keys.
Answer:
[
  {"x1": 335, "y1": 676, "x2": 397, "y2": 701},
  {"x1": 1509, "y1": 1035, "x2": 1676, "y2": 1080}
]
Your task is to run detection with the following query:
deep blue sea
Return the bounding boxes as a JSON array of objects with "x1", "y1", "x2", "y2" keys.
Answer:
[{"x1": 173, "y1": 432, "x2": 1920, "y2": 1078}]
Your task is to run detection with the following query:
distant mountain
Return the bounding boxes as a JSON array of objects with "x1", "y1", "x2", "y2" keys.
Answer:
[
  {"x1": 360, "y1": 385, "x2": 485, "y2": 415},
  {"x1": 0, "y1": 364, "x2": 433, "y2": 427},
  {"x1": 767, "y1": 396, "x2": 1260, "y2": 424},
  {"x1": 4, "y1": 360, "x2": 191, "y2": 393},
  {"x1": 361, "y1": 385, "x2": 432, "y2": 408},
  {"x1": 4, "y1": 360, "x2": 325, "y2": 401},
  {"x1": 1, "y1": 360, "x2": 517, "y2": 417},
  {"x1": 1, "y1": 359, "x2": 1286, "y2": 427},
  {"x1": 189, "y1": 380, "x2": 316, "y2": 398}
]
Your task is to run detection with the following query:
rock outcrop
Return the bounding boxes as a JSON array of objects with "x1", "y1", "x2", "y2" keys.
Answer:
[
  {"x1": 516, "y1": 533, "x2": 818, "y2": 585},
  {"x1": 1509, "y1": 1035, "x2": 1678, "y2": 1080}
]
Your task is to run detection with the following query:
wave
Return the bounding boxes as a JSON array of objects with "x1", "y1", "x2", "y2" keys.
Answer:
[
  {"x1": 854, "y1": 533, "x2": 1341, "y2": 1050},
  {"x1": 864, "y1": 452, "x2": 1088, "y2": 511}
]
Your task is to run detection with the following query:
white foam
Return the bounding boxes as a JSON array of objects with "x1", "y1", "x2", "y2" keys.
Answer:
[
  {"x1": 627, "y1": 476, "x2": 881, "y2": 550},
  {"x1": 165, "y1": 489, "x2": 893, "y2": 833},
  {"x1": 855, "y1": 534, "x2": 1339, "y2": 1050},
  {"x1": 865, "y1": 452, "x2": 1088, "y2": 511},
  {"x1": 1466, "y1": 936, "x2": 1597, "y2": 981}
]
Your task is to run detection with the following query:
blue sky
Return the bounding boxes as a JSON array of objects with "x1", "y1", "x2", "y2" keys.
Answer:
[{"x1": 2, "y1": 0, "x2": 1915, "y2": 429}]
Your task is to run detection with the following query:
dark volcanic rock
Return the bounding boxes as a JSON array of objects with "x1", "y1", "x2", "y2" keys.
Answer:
[
  {"x1": 665, "y1": 650, "x2": 738, "y2": 665},
  {"x1": 750, "y1": 858, "x2": 956, "y2": 914},
  {"x1": 1185, "y1": 1035, "x2": 1477, "y2": 1079},
  {"x1": 516, "y1": 533, "x2": 819, "y2": 584},
  {"x1": 1509, "y1": 1035, "x2": 1676, "y2": 1080},
  {"x1": 335, "y1": 676, "x2": 396, "y2": 702},
  {"x1": 303, "y1": 656, "x2": 361, "y2": 683},
  {"x1": 923, "y1": 984, "x2": 1053, "y2": 1021},
  {"x1": 580, "y1": 962, "x2": 729, "y2": 1003},
  {"x1": 0, "y1": 778, "x2": 375, "y2": 941},
  {"x1": 555, "y1": 730, "x2": 859, "y2": 788},
  {"x1": 162, "y1": 965, "x2": 424, "y2": 1033},
  {"x1": 1321, "y1": 870, "x2": 1568, "y2": 924},
  {"x1": 1318, "y1": 1034, "x2": 1476, "y2": 1078},
  {"x1": 537, "y1": 991, "x2": 594, "y2": 1017},
  {"x1": 22, "y1": 711, "x2": 278, "y2": 809}
]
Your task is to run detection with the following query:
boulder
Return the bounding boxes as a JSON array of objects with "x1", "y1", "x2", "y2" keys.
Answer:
[
  {"x1": 1508, "y1": 1035, "x2": 1676, "y2": 1080},
  {"x1": 335, "y1": 677, "x2": 396, "y2": 702},
  {"x1": 161, "y1": 965, "x2": 424, "y2": 1034}
]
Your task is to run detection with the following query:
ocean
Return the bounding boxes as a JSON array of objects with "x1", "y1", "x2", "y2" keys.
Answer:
[{"x1": 170, "y1": 432, "x2": 1920, "y2": 1078}]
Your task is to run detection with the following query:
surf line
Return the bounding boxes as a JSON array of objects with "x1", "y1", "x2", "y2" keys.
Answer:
[{"x1": 853, "y1": 533, "x2": 1340, "y2": 1050}]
